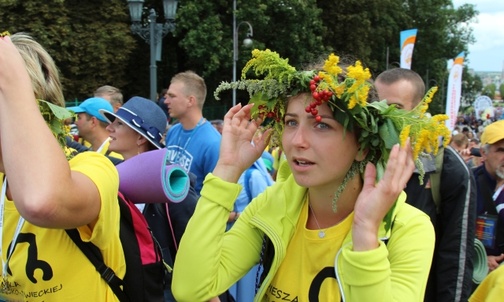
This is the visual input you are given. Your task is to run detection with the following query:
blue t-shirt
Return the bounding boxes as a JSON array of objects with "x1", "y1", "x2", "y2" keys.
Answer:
[{"x1": 165, "y1": 121, "x2": 221, "y2": 194}]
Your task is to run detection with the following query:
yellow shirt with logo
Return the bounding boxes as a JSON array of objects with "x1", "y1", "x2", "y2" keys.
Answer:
[
  {"x1": 266, "y1": 201, "x2": 353, "y2": 301},
  {"x1": 0, "y1": 152, "x2": 124, "y2": 302}
]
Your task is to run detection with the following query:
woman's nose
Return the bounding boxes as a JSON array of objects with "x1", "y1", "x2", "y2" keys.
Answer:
[{"x1": 291, "y1": 126, "x2": 309, "y2": 148}]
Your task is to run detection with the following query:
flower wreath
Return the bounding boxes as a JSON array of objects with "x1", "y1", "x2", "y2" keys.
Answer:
[
  {"x1": 1, "y1": 31, "x2": 74, "y2": 160},
  {"x1": 215, "y1": 49, "x2": 450, "y2": 183}
]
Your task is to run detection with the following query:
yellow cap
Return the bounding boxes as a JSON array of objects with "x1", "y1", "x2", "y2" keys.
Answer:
[{"x1": 481, "y1": 120, "x2": 504, "y2": 145}]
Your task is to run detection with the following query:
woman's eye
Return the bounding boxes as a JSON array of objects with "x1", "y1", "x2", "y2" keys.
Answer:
[
  {"x1": 284, "y1": 119, "x2": 297, "y2": 127},
  {"x1": 315, "y1": 122, "x2": 330, "y2": 129}
]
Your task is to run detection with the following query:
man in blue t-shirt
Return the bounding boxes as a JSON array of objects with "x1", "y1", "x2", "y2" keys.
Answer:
[{"x1": 163, "y1": 71, "x2": 221, "y2": 195}]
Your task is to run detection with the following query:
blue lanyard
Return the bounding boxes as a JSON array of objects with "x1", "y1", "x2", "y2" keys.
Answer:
[{"x1": 176, "y1": 117, "x2": 205, "y2": 153}]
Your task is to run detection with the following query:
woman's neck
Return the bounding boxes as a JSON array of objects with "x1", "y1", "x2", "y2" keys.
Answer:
[
  {"x1": 122, "y1": 145, "x2": 150, "y2": 161},
  {"x1": 307, "y1": 174, "x2": 362, "y2": 227}
]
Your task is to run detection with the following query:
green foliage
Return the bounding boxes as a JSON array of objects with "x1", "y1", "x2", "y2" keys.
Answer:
[
  {"x1": 173, "y1": 0, "x2": 326, "y2": 108},
  {"x1": 461, "y1": 68, "x2": 483, "y2": 106},
  {"x1": 482, "y1": 84, "x2": 496, "y2": 99},
  {"x1": 0, "y1": 0, "x2": 478, "y2": 114},
  {"x1": 0, "y1": 0, "x2": 135, "y2": 101}
]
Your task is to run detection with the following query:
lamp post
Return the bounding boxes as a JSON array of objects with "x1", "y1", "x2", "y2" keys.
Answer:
[
  {"x1": 127, "y1": 0, "x2": 178, "y2": 102},
  {"x1": 232, "y1": 0, "x2": 253, "y2": 106}
]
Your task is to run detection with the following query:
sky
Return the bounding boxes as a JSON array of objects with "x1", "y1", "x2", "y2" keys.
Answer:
[{"x1": 452, "y1": 0, "x2": 504, "y2": 72}]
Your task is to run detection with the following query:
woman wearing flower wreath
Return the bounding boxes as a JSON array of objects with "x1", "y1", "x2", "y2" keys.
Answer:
[{"x1": 172, "y1": 50, "x2": 449, "y2": 301}]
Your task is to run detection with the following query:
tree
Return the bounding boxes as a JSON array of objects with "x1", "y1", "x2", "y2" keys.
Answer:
[
  {"x1": 349, "y1": 0, "x2": 477, "y2": 115},
  {"x1": 0, "y1": 0, "x2": 136, "y2": 102},
  {"x1": 0, "y1": 0, "x2": 479, "y2": 118},
  {"x1": 169, "y1": 0, "x2": 326, "y2": 110},
  {"x1": 482, "y1": 83, "x2": 496, "y2": 100},
  {"x1": 460, "y1": 68, "x2": 482, "y2": 109},
  {"x1": 62, "y1": 0, "x2": 136, "y2": 100}
]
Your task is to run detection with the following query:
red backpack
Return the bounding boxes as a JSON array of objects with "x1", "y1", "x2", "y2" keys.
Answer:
[{"x1": 66, "y1": 191, "x2": 166, "y2": 302}]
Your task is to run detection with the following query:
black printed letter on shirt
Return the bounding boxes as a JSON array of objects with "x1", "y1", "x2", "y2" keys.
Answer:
[{"x1": 7, "y1": 233, "x2": 53, "y2": 283}]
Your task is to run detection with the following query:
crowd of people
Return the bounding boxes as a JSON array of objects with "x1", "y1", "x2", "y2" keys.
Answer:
[{"x1": 1, "y1": 31, "x2": 503, "y2": 302}]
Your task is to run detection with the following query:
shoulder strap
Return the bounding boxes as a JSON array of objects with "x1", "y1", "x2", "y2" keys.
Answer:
[
  {"x1": 475, "y1": 169, "x2": 498, "y2": 214},
  {"x1": 65, "y1": 228, "x2": 129, "y2": 302},
  {"x1": 164, "y1": 202, "x2": 178, "y2": 252},
  {"x1": 430, "y1": 148, "x2": 444, "y2": 213},
  {"x1": 244, "y1": 167, "x2": 254, "y2": 201}
]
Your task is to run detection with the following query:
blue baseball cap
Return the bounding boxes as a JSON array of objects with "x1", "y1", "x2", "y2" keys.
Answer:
[{"x1": 67, "y1": 97, "x2": 113, "y2": 123}]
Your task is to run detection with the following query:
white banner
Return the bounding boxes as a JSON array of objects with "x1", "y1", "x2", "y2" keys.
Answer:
[
  {"x1": 400, "y1": 29, "x2": 418, "y2": 69},
  {"x1": 445, "y1": 52, "x2": 465, "y2": 131}
]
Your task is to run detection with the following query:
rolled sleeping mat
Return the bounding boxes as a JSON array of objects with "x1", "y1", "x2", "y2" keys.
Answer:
[
  {"x1": 473, "y1": 238, "x2": 489, "y2": 284},
  {"x1": 116, "y1": 148, "x2": 189, "y2": 204}
]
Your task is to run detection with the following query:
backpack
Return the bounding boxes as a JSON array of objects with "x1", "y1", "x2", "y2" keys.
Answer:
[{"x1": 66, "y1": 191, "x2": 166, "y2": 302}]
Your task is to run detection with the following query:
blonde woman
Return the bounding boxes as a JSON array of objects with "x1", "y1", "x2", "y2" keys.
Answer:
[{"x1": 0, "y1": 33, "x2": 123, "y2": 301}]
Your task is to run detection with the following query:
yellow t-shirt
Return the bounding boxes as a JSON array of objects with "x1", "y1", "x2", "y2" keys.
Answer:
[
  {"x1": 470, "y1": 264, "x2": 504, "y2": 302},
  {"x1": 271, "y1": 147, "x2": 286, "y2": 172},
  {"x1": 265, "y1": 201, "x2": 353, "y2": 301},
  {"x1": 0, "y1": 152, "x2": 124, "y2": 302},
  {"x1": 98, "y1": 139, "x2": 123, "y2": 160}
]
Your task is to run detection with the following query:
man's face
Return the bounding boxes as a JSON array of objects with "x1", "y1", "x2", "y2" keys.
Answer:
[
  {"x1": 164, "y1": 81, "x2": 190, "y2": 119},
  {"x1": 74, "y1": 113, "x2": 92, "y2": 139},
  {"x1": 375, "y1": 79, "x2": 417, "y2": 110},
  {"x1": 482, "y1": 139, "x2": 504, "y2": 179}
]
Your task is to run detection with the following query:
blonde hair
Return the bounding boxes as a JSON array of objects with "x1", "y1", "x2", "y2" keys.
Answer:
[
  {"x1": 94, "y1": 85, "x2": 123, "y2": 106},
  {"x1": 171, "y1": 71, "x2": 207, "y2": 108},
  {"x1": 10, "y1": 33, "x2": 65, "y2": 106}
]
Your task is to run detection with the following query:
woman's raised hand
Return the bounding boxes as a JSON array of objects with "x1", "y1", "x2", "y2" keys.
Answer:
[
  {"x1": 213, "y1": 104, "x2": 271, "y2": 183},
  {"x1": 352, "y1": 140, "x2": 415, "y2": 251},
  {"x1": 0, "y1": 35, "x2": 33, "y2": 105}
]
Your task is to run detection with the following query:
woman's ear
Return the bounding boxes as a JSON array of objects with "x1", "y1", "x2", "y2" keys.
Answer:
[
  {"x1": 355, "y1": 147, "x2": 369, "y2": 162},
  {"x1": 137, "y1": 135, "x2": 148, "y2": 146}
]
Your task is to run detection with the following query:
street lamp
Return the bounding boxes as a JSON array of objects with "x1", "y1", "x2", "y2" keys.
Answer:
[
  {"x1": 127, "y1": 0, "x2": 178, "y2": 102},
  {"x1": 232, "y1": 0, "x2": 253, "y2": 106}
]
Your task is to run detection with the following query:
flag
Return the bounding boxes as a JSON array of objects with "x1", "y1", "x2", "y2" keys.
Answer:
[
  {"x1": 445, "y1": 52, "x2": 465, "y2": 131},
  {"x1": 400, "y1": 28, "x2": 418, "y2": 69}
]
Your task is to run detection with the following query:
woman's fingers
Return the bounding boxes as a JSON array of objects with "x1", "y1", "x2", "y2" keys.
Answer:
[{"x1": 381, "y1": 140, "x2": 415, "y2": 194}]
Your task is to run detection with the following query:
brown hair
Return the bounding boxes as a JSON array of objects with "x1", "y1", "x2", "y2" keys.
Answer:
[
  {"x1": 376, "y1": 68, "x2": 425, "y2": 106},
  {"x1": 450, "y1": 133, "x2": 469, "y2": 149}
]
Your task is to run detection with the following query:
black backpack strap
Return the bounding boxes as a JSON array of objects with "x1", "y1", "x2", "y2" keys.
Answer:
[
  {"x1": 65, "y1": 228, "x2": 130, "y2": 302},
  {"x1": 475, "y1": 169, "x2": 498, "y2": 214}
]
